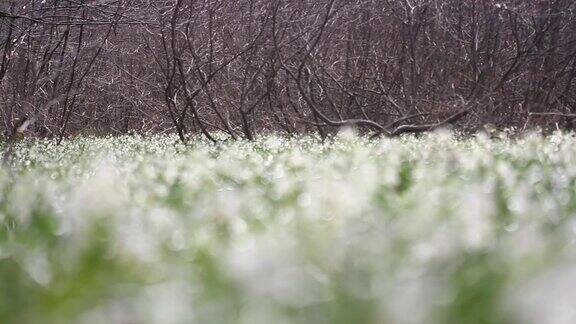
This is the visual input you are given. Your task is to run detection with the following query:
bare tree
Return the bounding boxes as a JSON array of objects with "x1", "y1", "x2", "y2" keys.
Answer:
[{"x1": 1, "y1": 0, "x2": 575, "y2": 141}]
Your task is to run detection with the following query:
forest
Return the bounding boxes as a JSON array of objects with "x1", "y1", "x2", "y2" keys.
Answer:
[{"x1": 1, "y1": 0, "x2": 576, "y2": 141}]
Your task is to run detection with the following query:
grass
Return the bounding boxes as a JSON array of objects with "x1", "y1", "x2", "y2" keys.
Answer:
[{"x1": 1, "y1": 131, "x2": 576, "y2": 323}]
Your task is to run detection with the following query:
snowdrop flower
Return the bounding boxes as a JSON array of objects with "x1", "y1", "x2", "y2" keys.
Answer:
[
  {"x1": 507, "y1": 264, "x2": 576, "y2": 324},
  {"x1": 459, "y1": 184, "x2": 495, "y2": 250},
  {"x1": 227, "y1": 232, "x2": 329, "y2": 307}
]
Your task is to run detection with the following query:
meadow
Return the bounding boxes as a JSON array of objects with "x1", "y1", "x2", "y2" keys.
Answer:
[{"x1": 1, "y1": 131, "x2": 576, "y2": 324}]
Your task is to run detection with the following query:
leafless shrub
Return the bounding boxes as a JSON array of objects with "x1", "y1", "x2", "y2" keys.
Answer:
[{"x1": 1, "y1": 0, "x2": 575, "y2": 141}]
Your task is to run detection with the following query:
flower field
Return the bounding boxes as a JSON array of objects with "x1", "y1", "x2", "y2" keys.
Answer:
[{"x1": 2, "y1": 132, "x2": 576, "y2": 323}]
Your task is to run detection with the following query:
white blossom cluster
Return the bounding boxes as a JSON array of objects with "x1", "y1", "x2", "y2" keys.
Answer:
[{"x1": 1, "y1": 132, "x2": 576, "y2": 323}]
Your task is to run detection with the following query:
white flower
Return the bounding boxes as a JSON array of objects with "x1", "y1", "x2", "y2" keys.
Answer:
[
  {"x1": 507, "y1": 264, "x2": 576, "y2": 324},
  {"x1": 459, "y1": 184, "x2": 495, "y2": 250},
  {"x1": 227, "y1": 232, "x2": 329, "y2": 307}
]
